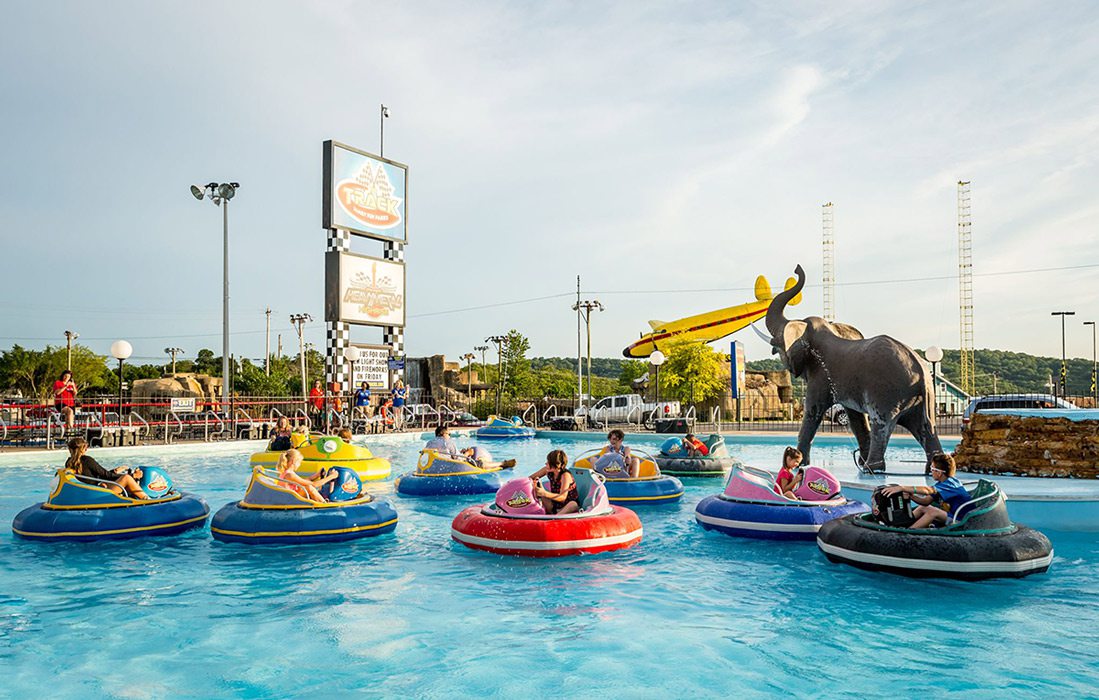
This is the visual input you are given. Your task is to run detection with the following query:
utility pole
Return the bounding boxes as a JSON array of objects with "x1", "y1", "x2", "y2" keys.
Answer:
[
  {"x1": 64, "y1": 330, "x2": 79, "y2": 371},
  {"x1": 572, "y1": 299, "x2": 604, "y2": 408},
  {"x1": 1051, "y1": 311, "x2": 1075, "y2": 398},
  {"x1": 486, "y1": 335, "x2": 509, "y2": 415},
  {"x1": 265, "y1": 307, "x2": 272, "y2": 376},
  {"x1": 290, "y1": 313, "x2": 312, "y2": 404},
  {"x1": 461, "y1": 353, "x2": 475, "y2": 409},
  {"x1": 1084, "y1": 320, "x2": 1097, "y2": 404},
  {"x1": 575, "y1": 276, "x2": 582, "y2": 410},
  {"x1": 164, "y1": 347, "x2": 184, "y2": 375},
  {"x1": 475, "y1": 344, "x2": 489, "y2": 411},
  {"x1": 277, "y1": 334, "x2": 283, "y2": 359}
]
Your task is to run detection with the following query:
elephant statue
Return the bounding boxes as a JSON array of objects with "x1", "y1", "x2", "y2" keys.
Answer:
[{"x1": 765, "y1": 264, "x2": 942, "y2": 473}]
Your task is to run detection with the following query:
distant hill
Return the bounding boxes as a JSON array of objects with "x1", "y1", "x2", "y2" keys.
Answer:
[{"x1": 533, "y1": 349, "x2": 1097, "y2": 397}]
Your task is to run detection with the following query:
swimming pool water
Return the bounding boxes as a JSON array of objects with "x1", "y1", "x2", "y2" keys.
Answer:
[{"x1": 1, "y1": 436, "x2": 1097, "y2": 698}]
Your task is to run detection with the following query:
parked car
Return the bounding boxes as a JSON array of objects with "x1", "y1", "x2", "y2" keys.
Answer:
[
  {"x1": 446, "y1": 411, "x2": 485, "y2": 427},
  {"x1": 962, "y1": 394, "x2": 1077, "y2": 423},
  {"x1": 575, "y1": 394, "x2": 680, "y2": 428},
  {"x1": 824, "y1": 403, "x2": 850, "y2": 426}
]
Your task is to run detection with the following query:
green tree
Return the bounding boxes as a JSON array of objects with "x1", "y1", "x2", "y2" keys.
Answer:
[
  {"x1": 237, "y1": 359, "x2": 293, "y2": 396},
  {"x1": 501, "y1": 329, "x2": 533, "y2": 397},
  {"x1": 660, "y1": 341, "x2": 728, "y2": 406},
  {"x1": 0, "y1": 344, "x2": 110, "y2": 399},
  {"x1": 618, "y1": 359, "x2": 647, "y2": 391}
]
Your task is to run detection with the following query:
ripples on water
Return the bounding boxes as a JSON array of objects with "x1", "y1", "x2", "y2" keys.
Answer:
[{"x1": 0, "y1": 437, "x2": 1096, "y2": 697}]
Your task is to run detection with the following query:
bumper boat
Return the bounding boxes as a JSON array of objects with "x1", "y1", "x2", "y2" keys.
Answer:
[
  {"x1": 451, "y1": 470, "x2": 642, "y2": 557},
  {"x1": 396, "y1": 448, "x2": 514, "y2": 496},
  {"x1": 249, "y1": 433, "x2": 391, "y2": 481},
  {"x1": 474, "y1": 415, "x2": 536, "y2": 440},
  {"x1": 572, "y1": 448, "x2": 684, "y2": 505},
  {"x1": 211, "y1": 466, "x2": 398, "y2": 544},
  {"x1": 816, "y1": 480, "x2": 1054, "y2": 580},
  {"x1": 695, "y1": 464, "x2": 868, "y2": 541},
  {"x1": 654, "y1": 434, "x2": 737, "y2": 477},
  {"x1": 12, "y1": 467, "x2": 209, "y2": 542}
]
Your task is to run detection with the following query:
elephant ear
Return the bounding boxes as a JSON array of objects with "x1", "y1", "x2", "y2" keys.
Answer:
[
  {"x1": 829, "y1": 322, "x2": 864, "y2": 340},
  {"x1": 782, "y1": 320, "x2": 811, "y2": 376}
]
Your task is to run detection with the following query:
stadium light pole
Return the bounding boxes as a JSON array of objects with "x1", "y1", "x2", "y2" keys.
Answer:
[
  {"x1": 380, "y1": 104, "x2": 390, "y2": 157},
  {"x1": 191, "y1": 181, "x2": 239, "y2": 410},
  {"x1": 64, "y1": 330, "x2": 79, "y2": 371},
  {"x1": 164, "y1": 347, "x2": 184, "y2": 375},
  {"x1": 1051, "y1": 311, "x2": 1075, "y2": 398},
  {"x1": 486, "y1": 335, "x2": 509, "y2": 415},
  {"x1": 461, "y1": 353, "x2": 476, "y2": 409},
  {"x1": 1085, "y1": 320, "x2": 1097, "y2": 403}
]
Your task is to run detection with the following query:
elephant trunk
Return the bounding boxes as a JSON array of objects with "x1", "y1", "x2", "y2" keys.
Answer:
[{"x1": 765, "y1": 264, "x2": 805, "y2": 340}]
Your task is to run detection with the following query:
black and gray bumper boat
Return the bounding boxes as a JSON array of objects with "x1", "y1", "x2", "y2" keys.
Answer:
[{"x1": 816, "y1": 480, "x2": 1053, "y2": 580}]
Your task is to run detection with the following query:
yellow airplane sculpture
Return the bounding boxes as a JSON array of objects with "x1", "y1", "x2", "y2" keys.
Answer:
[{"x1": 622, "y1": 275, "x2": 802, "y2": 358}]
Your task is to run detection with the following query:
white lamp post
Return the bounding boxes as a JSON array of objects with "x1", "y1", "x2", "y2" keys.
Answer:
[
  {"x1": 110, "y1": 340, "x2": 133, "y2": 418},
  {"x1": 649, "y1": 350, "x2": 666, "y2": 405},
  {"x1": 925, "y1": 346, "x2": 944, "y2": 417}
]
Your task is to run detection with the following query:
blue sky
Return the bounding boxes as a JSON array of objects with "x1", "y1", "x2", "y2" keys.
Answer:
[{"x1": 2, "y1": 2, "x2": 1098, "y2": 370}]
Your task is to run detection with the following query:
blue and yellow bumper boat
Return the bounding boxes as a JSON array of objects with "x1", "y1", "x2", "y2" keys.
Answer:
[
  {"x1": 210, "y1": 466, "x2": 398, "y2": 544},
  {"x1": 396, "y1": 449, "x2": 514, "y2": 497},
  {"x1": 475, "y1": 415, "x2": 536, "y2": 440},
  {"x1": 12, "y1": 467, "x2": 209, "y2": 542},
  {"x1": 249, "y1": 433, "x2": 391, "y2": 481},
  {"x1": 573, "y1": 448, "x2": 684, "y2": 505}
]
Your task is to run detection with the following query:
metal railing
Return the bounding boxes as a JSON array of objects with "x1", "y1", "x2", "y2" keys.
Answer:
[
  {"x1": 165, "y1": 412, "x2": 184, "y2": 444},
  {"x1": 521, "y1": 404, "x2": 538, "y2": 428}
]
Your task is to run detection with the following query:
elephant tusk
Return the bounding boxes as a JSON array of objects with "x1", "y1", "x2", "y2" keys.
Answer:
[{"x1": 748, "y1": 322, "x2": 772, "y2": 344}]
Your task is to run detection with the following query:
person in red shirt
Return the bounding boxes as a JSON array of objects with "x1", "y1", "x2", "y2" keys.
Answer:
[
  {"x1": 308, "y1": 379, "x2": 324, "y2": 427},
  {"x1": 681, "y1": 433, "x2": 710, "y2": 457},
  {"x1": 53, "y1": 370, "x2": 77, "y2": 429}
]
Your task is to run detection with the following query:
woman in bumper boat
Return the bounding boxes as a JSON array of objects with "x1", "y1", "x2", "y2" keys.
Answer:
[
  {"x1": 880, "y1": 453, "x2": 971, "y2": 528},
  {"x1": 530, "y1": 450, "x2": 579, "y2": 515},
  {"x1": 66, "y1": 437, "x2": 150, "y2": 500}
]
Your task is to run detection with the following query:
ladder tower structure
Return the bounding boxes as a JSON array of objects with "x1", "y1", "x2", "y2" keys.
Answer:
[
  {"x1": 822, "y1": 202, "x2": 835, "y2": 322},
  {"x1": 957, "y1": 181, "x2": 975, "y2": 395}
]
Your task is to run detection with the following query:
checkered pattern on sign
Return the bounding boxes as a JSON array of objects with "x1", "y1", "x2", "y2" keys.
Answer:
[
  {"x1": 326, "y1": 321, "x2": 352, "y2": 389},
  {"x1": 383, "y1": 241, "x2": 405, "y2": 262},
  {"x1": 327, "y1": 228, "x2": 351, "y2": 252}
]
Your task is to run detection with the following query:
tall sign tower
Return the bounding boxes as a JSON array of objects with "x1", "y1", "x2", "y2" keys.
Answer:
[
  {"x1": 957, "y1": 181, "x2": 974, "y2": 395},
  {"x1": 322, "y1": 141, "x2": 408, "y2": 393},
  {"x1": 822, "y1": 202, "x2": 835, "y2": 322}
]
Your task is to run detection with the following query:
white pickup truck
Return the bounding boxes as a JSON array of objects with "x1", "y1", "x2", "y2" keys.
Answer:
[{"x1": 575, "y1": 394, "x2": 681, "y2": 427}]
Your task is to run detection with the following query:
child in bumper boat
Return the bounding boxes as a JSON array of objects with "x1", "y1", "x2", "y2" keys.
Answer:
[
  {"x1": 65, "y1": 437, "x2": 150, "y2": 499},
  {"x1": 269, "y1": 416, "x2": 294, "y2": 451},
  {"x1": 529, "y1": 450, "x2": 579, "y2": 515},
  {"x1": 775, "y1": 446, "x2": 804, "y2": 498},
  {"x1": 276, "y1": 449, "x2": 336, "y2": 503},
  {"x1": 881, "y1": 453, "x2": 971, "y2": 528},
  {"x1": 682, "y1": 433, "x2": 710, "y2": 457},
  {"x1": 605, "y1": 429, "x2": 641, "y2": 479}
]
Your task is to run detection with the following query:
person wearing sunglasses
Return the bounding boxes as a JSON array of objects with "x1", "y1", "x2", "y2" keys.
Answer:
[{"x1": 881, "y1": 453, "x2": 971, "y2": 528}]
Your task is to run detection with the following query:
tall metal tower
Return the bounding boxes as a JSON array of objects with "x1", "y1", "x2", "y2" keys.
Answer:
[
  {"x1": 957, "y1": 181, "x2": 975, "y2": 395},
  {"x1": 822, "y1": 202, "x2": 835, "y2": 322}
]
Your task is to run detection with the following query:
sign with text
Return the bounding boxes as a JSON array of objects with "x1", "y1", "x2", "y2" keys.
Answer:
[
  {"x1": 730, "y1": 341, "x2": 746, "y2": 399},
  {"x1": 349, "y1": 345, "x2": 392, "y2": 391},
  {"x1": 325, "y1": 251, "x2": 406, "y2": 327},
  {"x1": 323, "y1": 140, "x2": 408, "y2": 243},
  {"x1": 169, "y1": 397, "x2": 197, "y2": 412}
]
